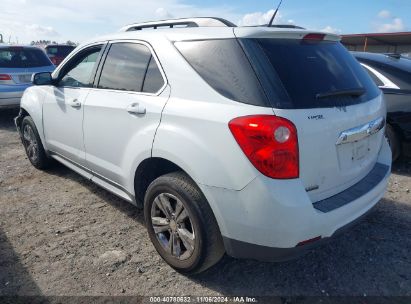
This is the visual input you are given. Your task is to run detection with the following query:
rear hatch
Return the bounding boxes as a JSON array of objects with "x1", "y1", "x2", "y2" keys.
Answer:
[
  {"x1": 235, "y1": 28, "x2": 385, "y2": 201},
  {"x1": 0, "y1": 46, "x2": 54, "y2": 85}
]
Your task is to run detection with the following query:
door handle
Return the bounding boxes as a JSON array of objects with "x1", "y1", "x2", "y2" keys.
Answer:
[
  {"x1": 69, "y1": 99, "x2": 81, "y2": 108},
  {"x1": 127, "y1": 103, "x2": 146, "y2": 115}
]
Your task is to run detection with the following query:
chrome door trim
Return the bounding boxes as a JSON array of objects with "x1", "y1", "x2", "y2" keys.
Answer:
[{"x1": 336, "y1": 116, "x2": 385, "y2": 145}]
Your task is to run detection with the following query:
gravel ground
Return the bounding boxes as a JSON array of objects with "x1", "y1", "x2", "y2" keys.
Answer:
[{"x1": 0, "y1": 108, "x2": 410, "y2": 297}]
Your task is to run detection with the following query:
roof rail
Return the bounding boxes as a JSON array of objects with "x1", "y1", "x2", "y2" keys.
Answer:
[{"x1": 120, "y1": 17, "x2": 236, "y2": 32}]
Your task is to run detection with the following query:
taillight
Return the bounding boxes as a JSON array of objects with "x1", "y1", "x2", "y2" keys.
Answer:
[
  {"x1": 0, "y1": 74, "x2": 12, "y2": 81},
  {"x1": 303, "y1": 33, "x2": 326, "y2": 41},
  {"x1": 229, "y1": 115, "x2": 299, "y2": 179}
]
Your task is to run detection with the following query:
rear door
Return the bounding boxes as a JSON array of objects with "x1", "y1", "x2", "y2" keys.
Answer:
[
  {"x1": 238, "y1": 34, "x2": 386, "y2": 201},
  {"x1": 83, "y1": 41, "x2": 169, "y2": 186}
]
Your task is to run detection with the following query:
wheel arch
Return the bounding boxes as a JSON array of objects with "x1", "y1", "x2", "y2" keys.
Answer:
[
  {"x1": 133, "y1": 156, "x2": 227, "y2": 241},
  {"x1": 134, "y1": 157, "x2": 190, "y2": 205},
  {"x1": 18, "y1": 87, "x2": 47, "y2": 148}
]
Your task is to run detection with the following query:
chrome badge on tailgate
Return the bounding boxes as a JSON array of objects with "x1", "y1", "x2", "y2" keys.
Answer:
[{"x1": 336, "y1": 117, "x2": 385, "y2": 146}]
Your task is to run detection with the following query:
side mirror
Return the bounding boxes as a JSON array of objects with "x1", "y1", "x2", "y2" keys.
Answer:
[{"x1": 32, "y1": 72, "x2": 53, "y2": 85}]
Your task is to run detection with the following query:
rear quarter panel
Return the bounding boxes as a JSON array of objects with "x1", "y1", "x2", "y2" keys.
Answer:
[
  {"x1": 149, "y1": 35, "x2": 272, "y2": 191},
  {"x1": 152, "y1": 96, "x2": 274, "y2": 190}
]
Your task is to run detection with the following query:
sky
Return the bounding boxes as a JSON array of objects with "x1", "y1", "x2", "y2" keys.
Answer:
[{"x1": 0, "y1": 0, "x2": 410, "y2": 44}]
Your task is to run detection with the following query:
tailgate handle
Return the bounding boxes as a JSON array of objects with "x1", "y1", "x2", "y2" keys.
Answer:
[{"x1": 336, "y1": 117, "x2": 385, "y2": 145}]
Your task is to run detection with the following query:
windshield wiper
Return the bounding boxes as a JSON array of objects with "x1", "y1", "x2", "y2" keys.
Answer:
[{"x1": 316, "y1": 88, "x2": 365, "y2": 99}]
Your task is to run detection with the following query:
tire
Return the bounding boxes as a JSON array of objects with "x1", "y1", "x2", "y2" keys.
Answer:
[
  {"x1": 386, "y1": 124, "x2": 401, "y2": 162},
  {"x1": 21, "y1": 116, "x2": 52, "y2": 169},
  {"x1": 144, "y1": 172, "x2": 225, "y2": 274}
]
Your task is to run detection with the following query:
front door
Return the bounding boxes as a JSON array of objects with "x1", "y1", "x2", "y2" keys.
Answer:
[{"x1": 42, "y1": 44, "x2": 104, "y2": 166}]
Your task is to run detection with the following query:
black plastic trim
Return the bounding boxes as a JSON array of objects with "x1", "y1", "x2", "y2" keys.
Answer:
[{"x1": 313, "y1": 163, "x2": 389, "y2": 213}]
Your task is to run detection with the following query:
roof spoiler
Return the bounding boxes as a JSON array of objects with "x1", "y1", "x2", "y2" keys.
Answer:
[{"x1": 263, "y1": 24, "x2": 305, "y2": 29}]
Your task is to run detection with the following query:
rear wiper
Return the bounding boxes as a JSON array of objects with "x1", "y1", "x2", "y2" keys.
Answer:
[{"x1": 316, "y1": 88, "x2": 365, "y2": 99}]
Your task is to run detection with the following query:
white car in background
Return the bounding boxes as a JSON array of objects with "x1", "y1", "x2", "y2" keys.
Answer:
[{"x1": 15, "y1": 18, "x2": 391, "y2": 274}]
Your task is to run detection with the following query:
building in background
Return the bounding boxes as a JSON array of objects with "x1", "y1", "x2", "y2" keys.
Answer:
[{"x1": 341, "y1": 32, "x2": 411, "y2": 56}]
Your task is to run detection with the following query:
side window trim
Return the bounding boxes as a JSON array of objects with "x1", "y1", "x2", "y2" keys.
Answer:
[
  {"x1": 54, "y1": 43, "x2": 108, "y2": 89},
  {"x1": 93, "y1": 44, "x2": 112, "y2": 89},
  {"x1": 90, "y1": 43, "x2": 110, "y2": 87},
  {"x1": 360, "y1": 63, "x2": 400, "y2": 90},
  {"x1": 93, "y1": 40, "x2": 167, "y2": 96},
  {"x1": 141, "y1": 55, "x2": 153, "y2": 92}
]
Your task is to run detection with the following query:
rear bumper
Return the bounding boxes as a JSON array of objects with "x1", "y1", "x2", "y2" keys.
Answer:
[
  {"x1": 0, "y1": 85, "x2": 29, "y2": 107},
  {"x1": 199, "y1": 138, "x2": 392, "y2": 261},
  {"x1": 223, "y1": 205, "x2": 375, "y2": 262}
]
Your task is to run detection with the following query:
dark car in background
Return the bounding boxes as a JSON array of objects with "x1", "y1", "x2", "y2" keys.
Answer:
[
  {"x1": 353, "y1": 52, "x2": 411, "y2": 161},
  {"x1": 0, "y1": 45, "x2": 54, "y2": 108},
  {"x1": 45, "y1": 44, "x2": 76, "y2": 66}
]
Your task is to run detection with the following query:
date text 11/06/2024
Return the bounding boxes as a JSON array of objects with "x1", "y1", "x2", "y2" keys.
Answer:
[{"x1": 149, "y1": 296, "x2": 258, "y2": 303}]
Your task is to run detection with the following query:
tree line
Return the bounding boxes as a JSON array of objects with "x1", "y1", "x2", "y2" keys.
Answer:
[{"x1": 30, "y1": 40, "x2": 78, "y2": 46}]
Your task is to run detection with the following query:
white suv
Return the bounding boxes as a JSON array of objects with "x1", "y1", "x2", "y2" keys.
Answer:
[{"x1": 15, "y1": 18, "x2": 391, "y2": 274}]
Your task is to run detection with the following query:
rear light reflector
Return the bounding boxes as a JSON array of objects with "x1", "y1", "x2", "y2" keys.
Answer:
[
  {"x1": 229, "y1": 115, "x2": 299, "y2": 179},
  {"x1": 297, "y1": 236, "x2": 322, "y2": 247},
  {"x1": 0, "y1": 74, "x2": 12, "y2": 81},
  {"x1": 303, "y1": 33, "x2": 326, "y2": 41}
]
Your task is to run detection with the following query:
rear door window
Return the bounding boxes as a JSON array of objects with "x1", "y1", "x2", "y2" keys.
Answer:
[
  {"x1": 98, "y1": 43, "x2": 151, "y2": 92},
  {"x1": 142, "y1": 56, "x2": 165, "y2": 93},
  {"x1": 0, "y1": 47, "x2": 52, "y2": 68},
  {"x1": 241, "y1": 39, "x2": 381, "y2": 109}
]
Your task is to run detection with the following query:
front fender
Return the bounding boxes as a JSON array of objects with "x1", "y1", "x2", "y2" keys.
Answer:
[{"x1": 19, "y1": 86, "x2": 48, "y2": 147}]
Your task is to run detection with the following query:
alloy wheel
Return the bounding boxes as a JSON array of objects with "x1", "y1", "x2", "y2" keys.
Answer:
[
  {"x1": 150, "y1": 193, "x2": 196, "y2": 260},
  {"x1": 23, "y1": 124, "x2": 39, "y2": 163}
]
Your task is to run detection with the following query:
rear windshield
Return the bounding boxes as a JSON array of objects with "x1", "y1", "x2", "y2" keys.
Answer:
[
  {"x1": 0, "y1": 47, "x2": 52, "y2": 68},
  {"x1": 241, "y1": 39, "x2": 380, "y2": 109},
  {"x1": 175, "y1": 38, "x2": 380, "y2": 109},
  {"x1": 46, "y1": 46, "x2": 75, "y2": 57}
]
